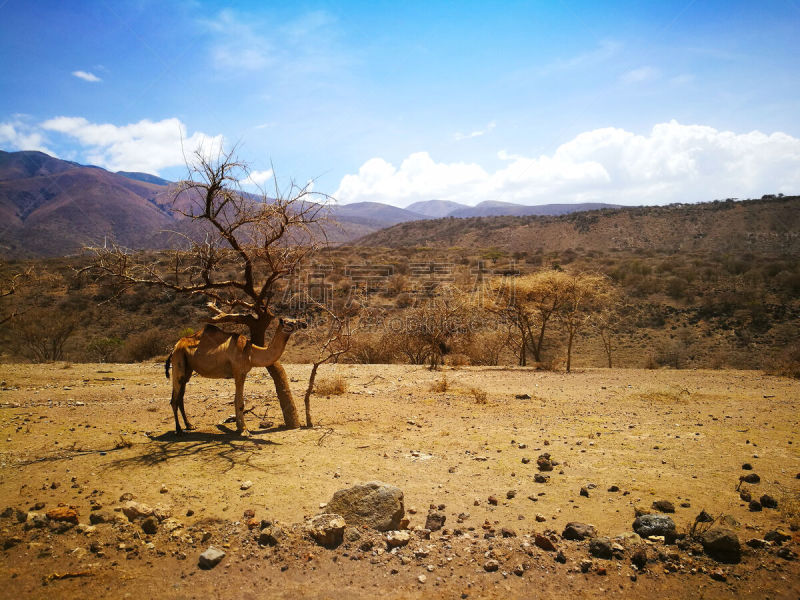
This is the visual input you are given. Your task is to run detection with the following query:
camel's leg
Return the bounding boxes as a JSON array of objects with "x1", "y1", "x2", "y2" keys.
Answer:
[
  {"x1": 170, "y1": 383, "x2": 183, "y2": 435},
  {"x1": 234, "y1": 374, "x2": 249, "y2": 436},
  {"x1": 178, "y1": 372, "x2": 194, "y2": 431}
]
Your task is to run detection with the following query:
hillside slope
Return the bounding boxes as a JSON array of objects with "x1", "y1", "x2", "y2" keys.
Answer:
[{"x1": 357, "y1": 196, "x2": 800, "y2": 255}]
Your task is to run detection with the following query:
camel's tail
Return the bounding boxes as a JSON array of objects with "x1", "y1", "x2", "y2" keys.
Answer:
[{"x1": 165, "y1": 354, "x2": 172, "y2": 379}]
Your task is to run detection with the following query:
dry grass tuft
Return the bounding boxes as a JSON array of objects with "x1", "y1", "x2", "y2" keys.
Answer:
[
  {"x1": 314, "y1": 375, "x2": 348, "y2": 396},
  {"x1": 429, "y1": 374, "x2": 449, "y2": 393},
  {"x1": 470, "y1": 387, "x2": 488, "y2": 404}
]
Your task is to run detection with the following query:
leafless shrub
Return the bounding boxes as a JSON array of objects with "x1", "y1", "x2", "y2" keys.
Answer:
[
  {"x1": 470, "y1": 387, "x2": 488, "y2": 404},
  {"x1": 429, "y1": 374, "x2": 448, "y2": 393},
  {"x1": 314, "y1": 375, "x2": 348, "y2": 396}
]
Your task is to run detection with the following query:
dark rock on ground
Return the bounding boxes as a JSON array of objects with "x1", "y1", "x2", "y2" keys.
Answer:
[
  {"x1": 695, "y1": 510, "x2": 714, "y2": 523},
  {"x1": 534, "y1": 534, "x2": 556, "y2": 551},
  {"x1": 759, "y1": 494, "x2": 778, "y2": 509},
  {"x1": 555, "y1": 550, "x2": 567, "y2": 563},
  {"x1": 562, "y1": 522, "x2": 597, "y2": 541},
  {"x1": 580, "y1": 487, "x2": 589, "y2": 498},
  {"x1": 325, "y1": 482, "x2": 404, "y2": 532},
  {"x1": 425, "y1": 510, "x2": 446, "y2": 532},
  {"x1": 749, "y1": 500, "x2": 762, "y2": 512},
  {"x1": 742, "y1": 463, "x2": 752, "y2": 470},
  {"x1": 740, "y1": 490, "x2": 752, "y2": 502},
  {"x1": 141, "y1": 516, "x2": 158, "y2": 534},
  {"x1": 537, "y1": 454, "x2": 553, "y2": 472},
  {"x1": 631, "y1": 547, "x2": 648, "y2": 570},
  {"x1": 608, "y1": 485, "x2": 619, "y2": 492},
  {"x1": 764, "y1": 530, "x2": 791, "y2": 544},
  {"x1": 652, "y1": 500, "x2": 675, "y2": 513},
  {"x1": 488, "y1": 495, "x2": 499, "y2": 506},
  {"x1": 259, "y1": 527, "x2": 280, "y2": 546},
  {"x1": 740, "y1": 473, "x2": 760, "y2": 484},
  {"x1": 633, "y1": 514, "x2": 676, "y2": 538},
  {"x1": 701, "y1": 528, "x2": 741, "y2": 563},
  {"x1": 534, "y1": 474, "x2": 549, "y2": 483},
  {"x1": 483, "y1": 559, "x2": 499, "y2": 572},
  {"x1": 776, "y1": 547, "x2": 797, "y2": 561},
  {"x1": 589, "y1": 537, "x2": 613, "y2": 559}
]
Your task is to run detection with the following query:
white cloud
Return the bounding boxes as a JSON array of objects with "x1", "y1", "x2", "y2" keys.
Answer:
[
  {"x1": 72, "y1": 70, "x2": 102, "y2": 82},
  {"x1": 454, "y1": 121, "x2": 496, "y2": 141},
  {"x1": 334, "y1": 121, "x2": 800, "y2": 207},
  {"x1": 0, "y1": 120, "x2": 55, "y2": 154},
  {"x1": 40, "y1": 116, "x2": 223, "y2": 174},
  {"x1": 246, "y1": 169, "x2": 274, "y2": 187},
  {"x1": 620, "y1": 66, "x2": 659, "y2": 84}
]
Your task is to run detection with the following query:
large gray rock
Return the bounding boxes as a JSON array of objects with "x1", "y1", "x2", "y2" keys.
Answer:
[
  {"x1": 632, "y1": 514, "x2": 676, "y2": 538},
  {"x1": 198, "y1": 546, "x2": 225, "y2": 569},
  {"x1": 701, "y1": 528, "x2": 741, "y2": 563},
  {"x1": 325, "y1": 482, "x2": 405, "y2": 532}
]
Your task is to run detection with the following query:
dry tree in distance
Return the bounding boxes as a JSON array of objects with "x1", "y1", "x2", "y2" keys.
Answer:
[{"x1": 84, "y1": 146, "x2": 333, "y2": 429}]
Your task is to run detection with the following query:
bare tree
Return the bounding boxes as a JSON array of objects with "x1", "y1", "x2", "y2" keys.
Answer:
[
  {"x1": 85, "y1": 147, "x2": 331, "y2": 429},
  {"x1": 0, "y1": 262, "x2": 31, "y2": 325},
  {"x1": 12, "y1": 308, "x2": 77, "y2": 362},
  {"x1": 300, "y1": 295, "x2": 364, "y2": 427},
  {"x1": 557, "y1": 273, "x2": 614, "y2": 372}
]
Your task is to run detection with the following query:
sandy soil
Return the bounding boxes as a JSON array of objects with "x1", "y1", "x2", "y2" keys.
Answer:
[{"x1": 0, "y1": 362, "x2": 798, "y2": 599}]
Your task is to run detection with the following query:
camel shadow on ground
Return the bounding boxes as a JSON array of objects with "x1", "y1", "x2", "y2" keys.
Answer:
[{"x1": 102, "y1": 426, "x2": 284, "y2": 475}]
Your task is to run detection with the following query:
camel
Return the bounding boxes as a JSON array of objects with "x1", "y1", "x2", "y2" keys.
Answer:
[{"x1": 165, "y1": 318, "x2": 307, "y2": 435}]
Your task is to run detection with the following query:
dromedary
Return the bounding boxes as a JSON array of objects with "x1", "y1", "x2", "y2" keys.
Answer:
[{"x1": 165, "y1": 318, "x2": 307, "y2": 435}]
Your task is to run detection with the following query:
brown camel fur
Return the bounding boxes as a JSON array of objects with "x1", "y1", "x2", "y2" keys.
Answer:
[{"x1": 165, "y1": 318, "x2": 307, "y2": 435}]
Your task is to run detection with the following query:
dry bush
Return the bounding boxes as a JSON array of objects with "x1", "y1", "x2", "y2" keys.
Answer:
[
  {"x1": 446, "y1": 353, "x2": 470, "y2": 367},
  {"x1": 429, "y1": 374, "x2": 448, "y2": 393},
  {"x1": 764, "y1": 343, "x2": 800, "y2": 379},
  {"x1": 314, "y1": 375, "x2": 348, "y2": 396},
  {"x1": 348, "y1": 331, "x2": 396, "y2": 364},
  {"x1": 121, "y1": 328, "x2": 171, "y2": 362},
  {"x1": 470, "y1": 387, "x2": 488, "y2": 404},
  {"x1": 462, "y1": 329, "x2": 508, "y2": 366}
]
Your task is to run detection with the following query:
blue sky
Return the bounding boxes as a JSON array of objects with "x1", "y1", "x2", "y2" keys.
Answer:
[{"x1": 1, "y1": 0, "x2": 799, "y2": 206}]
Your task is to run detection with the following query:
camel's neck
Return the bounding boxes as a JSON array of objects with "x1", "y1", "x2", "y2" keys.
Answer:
[{"x1": 250, "y1": 328, "x2": 291, "y2": 367}]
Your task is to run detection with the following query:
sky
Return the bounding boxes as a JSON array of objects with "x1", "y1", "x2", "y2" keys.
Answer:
[{"x1": 1, "y1": 0, "x2": 799, "y2": 207}]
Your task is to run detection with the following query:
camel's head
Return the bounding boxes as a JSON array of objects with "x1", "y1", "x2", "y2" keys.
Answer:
[{"x1": 278, "y1": 317, "x2": 308, "y2": 334}]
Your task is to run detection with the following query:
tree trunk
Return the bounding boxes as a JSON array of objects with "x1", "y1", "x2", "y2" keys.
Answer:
[
  {"x1": 250, "y1": 316, "x2": 301, "y2": 430},
  {"x1": 303, "y1": 362, "x2": 320, "y2": 428},
  {"x1": 566, "y1": 330, "x2": 575, "y2": 373}
]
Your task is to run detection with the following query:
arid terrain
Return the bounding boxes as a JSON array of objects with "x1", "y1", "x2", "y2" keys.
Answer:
[{"x1": 0, "y1": 362, "x2": 798, "y2": 599}]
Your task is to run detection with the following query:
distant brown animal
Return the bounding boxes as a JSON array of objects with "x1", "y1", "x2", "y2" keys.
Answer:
[{"x1": 165, "y1": 318, "x2": 307, "y2": 435}]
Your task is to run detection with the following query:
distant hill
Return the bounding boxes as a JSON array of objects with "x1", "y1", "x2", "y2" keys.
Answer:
[
  {"x1": 406, "y1": 199, "x2": 468, "y2": 218},
  {"x1": 328, "y1": 201, "x2": 426, "y2": 229},
  {"x1": 448, "y1": 200, "x2": 620, "y2": 218},
  {"x1": 116, "y1": 171, "x2": 172, "y2": 186},
  {"x1": 356, "y1": 196, "x2": 800, "y2": 256}
]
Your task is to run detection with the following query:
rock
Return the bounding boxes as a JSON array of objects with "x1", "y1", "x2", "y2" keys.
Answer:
[
  {"x1": 651, "y1": 500, "x2": 675, "y2": 513},
  {"x1": 589, "y1": 537, "x2": 613, "y2": 559},
  {"x1": 537, "y1": 454, "x2": 553, "y2": 471},
  {"x1": 739, "y1": 473, "x2": 760, "y2": 484},
  {"x1": 521, "y1": 457, "x2": 530, "y2": 464},
  {"x1": 425, "y1": 510, "x2": 446, "y2": 531},
  {"x1": 608, "y1": 485, "x2": 620, "y2": 492},
  {"x1": 240, "y1": 480, "x2": 253, "y2": 490},
  {"x1": 695, "y1": 510, "x2": 713, "y2": 523},
  {"x1": 119, "y1": 492, "x2": 134, "y2": 502},
  {"x1": 534, "y1": 474, "x2": 549, "y2": 484},
  {"x1": 710, "y1": 568, "x2": 726, "y2": 581},
  {"x1": 776, "y1": 547, "x2": 797, "y2": 561},
  {"x1": 325, "y1": 482, "x2": 404, "y2": 532},
  {"x1": 562, "y1": 522, "x2": 597, "y2": 541},
  {"x1": 555, "y1": 550, "x2": 567, "y2": 563},
  {"x1": 506, "y1": 489, "x2": 517, "y2": 499},
  {"x1": 748, "y1": 500, "x2": 762, "y2": 512},
  {"x1": 198, "y1": 546, "x2": 226, "y2": 569},
  {"x1": 746, "y1": 538, "x2": 767, "y2": 549},
  {"x1": 122, "y1": 501, "x2": 153, "y2": 521},
  {"x1": 739, "y1": 490, "x2": 751, "y2": 502},
  {"x1": 89, "y1": 511, "x2": 112, "y2": 525},
  {"x1": 152, "y1": 504, "x2": 171, "y2": 521},
  {"x1": 580, "y1": 487, "x2": 589, "y2": 498},
  {"x1": 141, "y1": 516, "x2": 158, "y2": 534},
  {"x1": 759, "y1": 494, "x2": 778, "y2": 509},
  {"x1": 579, "y1": 559, "x2": 593, "y2": 573},
  {"x1": 306, "y1": 514, "x2": 346, "y2": 547},
  {"x1": 500, "y1": 527, "x2": 517, "y2": 538},
  {"x1": 632, "y1": 514, "x2": 676, "y2": 538},
  {"x1": 535, "y1": 514, "x2": 546, "y2": 522},
  {"x1": 513, "y1": 564, "x2": 525, "y2": 576},
  {"x1": 764, "y1": 530, "x2": 791, "y2": 544},
  {"x1": 633, "y1": 505, "x2": 651, "y2": 517},
  {"x1": 488, "y1": 495, "x2": 499, "y2": 506},
  {"x1": 417, "y1": 574, "x2": 427, "y2": 583},
  {"x1": 534, "y1": 534, "x2": 556, "y2": 551},
  {"x1": 160, "y1": 484, "x2": 168, "y2": 494},
  {"x1": 631, "y1": 547, "x2": 648, "y2": 570},
  {"x1": 483, "y1": 559, "x2": 499, "y2": 572},
  {"x1": 741, "y1": 463, "x2": 752, "y2": 470},
  {"x1": 701, "y1": 528, "x2": 741, "y2": 563},
  {"x1": 1, "y1": 507, "x2": 13, "y2": 518},
  {"x1": 46, "y1": 506, "x2": 79, "y2": 524},
  {"x1": 385, "y1": 530, "x2": 411, "y2": 548},
  {"x1": 2, "y1": 536, "x2": 22, "y2": 550},
  {"x1": 259, "y1": 528, "x2": 280, "y2": 546}
]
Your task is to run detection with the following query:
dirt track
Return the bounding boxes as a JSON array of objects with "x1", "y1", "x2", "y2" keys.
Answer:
[{"x1": 0, "y1": 362, "x2": 798, "y2": 598}]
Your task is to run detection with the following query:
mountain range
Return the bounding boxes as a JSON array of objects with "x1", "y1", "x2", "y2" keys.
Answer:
[{"x1": 0, "y1": 149, "x2": 617, "y2": 257}]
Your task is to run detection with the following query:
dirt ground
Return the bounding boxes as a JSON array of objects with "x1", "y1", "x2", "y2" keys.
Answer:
[{"x1": 0, "y1": 362, "x2": 798, "y2": 599}]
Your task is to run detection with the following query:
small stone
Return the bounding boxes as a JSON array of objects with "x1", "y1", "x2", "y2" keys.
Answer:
[
  {"x1": 119, "y1": 492, "x2": 134, "y2": 502},
  {"x1": 562, "y1": 522, "x2": 597, "y2": 541},
  {"x1": 483, "y1": 559, "x2": 500, "y2": 572},
  {"x1": 632, "y1": 514, "x2": 676, "y2": 538},
  {"x1": 589, "y1": 538, "x2": 613, "y2": 559},
  {"x1": 513, "y1": 564, "x2": 525, "y2": 576},
  {"x1": 89, "y1": 511, "x2": 111, "y2": 525},
  {"x1": 608, "y1": 485, "x2": 619, "y2": 492},
  {"x1": 160, "y1": 484, "x2": 168, "y2": 494},
  {"x1": 500, "y1": 527, "x2": 517, "y2": 538},
  {"x1": 695, "y1": 510, "x2": 713, "y2": 523},
  {"x1": 596, "y1": 566, "x2": 607, "y2": 576},
  {"x1": 710, "y1": 568, "x2": 726, "y2": 582},
  {"x1": 46, "y1": 506, "x2": 79, "y2": 524},
  {"x1": 701, "y1": 528, "x2": 741, "y2": 563},
  {"x1": 534, "y1": 473, "x2": 549, "y2": 484},
  {"x1": 580, "y1": 487, "x2": 589, "y2": 498},
  {"x1": 651, "y1": 500, "x2": 675, "y2": 513},
  {"x1": 739, "y1": 490, "x2": 752, "y2": 502},
  {"x1": 198, "y1": 546, "x2": 225, "y2": 569},
  {"x1": 746, "y1": 538, "x2": 767, "y2": 549},
  {"x1": 537, "y1": 454, "x2": 553, "y2": 471},
  {"x1": 240, "y1": 480, "x2": 253, "y2": 490},
  {"x1": 739, "y1": 473, "x2": 760, "y2": 484},
  {"x1": 535, "y1": 514, "x2": 546, "y2": 522},
  {"x1": 764, "y1": 530, "x2": 791, "y2": 544},
  {"x1": 385, "y1": 530, "x2": 411, "y2": 548},
  {"x1": 748, "y1": 500, "x2": 762, "y2": 512},
  {"x1": 258, "y1": 528, "x2": 280, "y2": 546},
  {"x1": 521, "y1": 457, "x2": 530, "y2": 464},
  {"x1": 425, "y1": 510, "x2": 446, "y2": 531},
  {"x1": 488, "y1": 495, "x2": 499, "y2": 506},
  {"x1": 759, "y1": 494, "x2": 778, "y2": 509},
  {"x1": 579, "y1": 559, "x2": 593, "y2": 573},
  {"x1": 122, "y1": 501, "x2": 153, "y2": 521},
  {"x1": 631, "y1": 547, "x2": 648, "y2": 570},
  {"x1": 741, "y1": 463, "x2": 752, "y2": 470},
  {"x1": 306, "y1": 514, "x2": 346, "y2": 548},
  {"x1": 141, "y1": 516, "x2": 158, "y2": 534},
  {"x1": 506, "y1": 489, "x2": 517, "y2": 500},
  {"x1": 777, "y1": 546, "x2": 797, "y2": 560},
  {"x1": 534, "y1": 534, "x2": 556, "y2": 551},
  {"x1": 417, "y1": 574, "x2": 427, "y2": 583}
]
